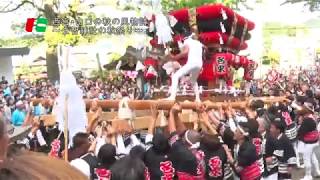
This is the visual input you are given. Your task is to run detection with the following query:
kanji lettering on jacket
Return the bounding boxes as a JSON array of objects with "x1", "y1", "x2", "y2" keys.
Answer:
[
  {"x1": 160, "y1": 161, "x2": 175, "y2": 180},
  {"x1": 194, "y1": 150, "x2": 205, "y2": 177},
  {"x1": 240, "y1": 162, "x2": 261, "y2": 180},
  {"x1": 282, "y1": 112, "x2": 292, "y2": 126},
  {"x1": 208, "y1": 156, "x2": 223, "y2": 177},
  {"x1": 145, "y1": 167, "x2": 151, "y2": 180},
  {"x1": 95, "y1": 168, "x2": 111, "y2": 180},
  {"x1": 252, "y1": 138, "x2": 262, "y2": 156},
  {"x1": 48, "y1": 139, "x2": 61, "y2": 158}
]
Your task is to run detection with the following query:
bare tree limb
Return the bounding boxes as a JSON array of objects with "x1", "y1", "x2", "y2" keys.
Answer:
[
  {"x1": 0, "y1": 1, "x2": 12, "y2": 11},
  {"x1": 0, "y1": 0, "x2": 45, "y2": 13},
  {"x1": 280, "y1": 0, "x2": 300, "y2": 6},
  {"x1": 280, "y1": 0, "x2": 320, "y2": 11}
]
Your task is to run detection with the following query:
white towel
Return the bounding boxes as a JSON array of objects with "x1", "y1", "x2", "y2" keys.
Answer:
[{"x1": 155, "y1": 13, "x2": 173, "y2": 46}]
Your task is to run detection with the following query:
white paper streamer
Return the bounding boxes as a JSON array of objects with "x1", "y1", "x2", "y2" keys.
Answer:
[
  {"x1": 219, "y1": 34, "x2": 224, "y2": 45},
  {"x1": 221, "y1": 9, "x2": 228, "y2": 20},
  {"x1": 199, "y1": 86, "x2": 203, "y2": 94},
  {"x1": 116, "y1": 60, "x2": 122, "y2": 72},
  {"x1": 136, "y1": 61, "x2": 146, "y2": 71},
  {"x1": 220, "y1": 22, "x2": 226, "y2": 33},
  {"x1": 168, "y1": 15, "x2": 178, "y2": 27},
  {"x1": 155, "y1": 13, "x2": 173, "y2": 45}
]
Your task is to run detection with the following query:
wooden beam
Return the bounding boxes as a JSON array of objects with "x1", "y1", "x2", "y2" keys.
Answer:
[{"x1": 32, "y1": 96, "x2": 289, "y2": 110}]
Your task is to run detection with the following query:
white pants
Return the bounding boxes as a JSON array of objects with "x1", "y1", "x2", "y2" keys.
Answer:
[
  {"x1": 292, "y1": 141, "x2": 302, "y2": 167},
  {"x1": 302, "y1": 142, "x2": 318, "y2": 178},
  {"x1": 169, "y1": 64, "x2": 201, "y2": 101},
  {"x1": 262, "y1": 173, "x2": 278, "y2": 180},
  {"x1": 312, "y1": 146, "x2": 320, "y2": 176}
]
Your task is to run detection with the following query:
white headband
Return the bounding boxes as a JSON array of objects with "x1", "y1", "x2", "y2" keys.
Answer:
[
  {"x1": 184, "y1": 130, "x2": 200, "y2": 149},
  {"x1": 185, "y1": 130, "x2": 193, "y2": 146}
]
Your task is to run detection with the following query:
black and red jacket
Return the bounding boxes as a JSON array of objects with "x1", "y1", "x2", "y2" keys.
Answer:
[
  {"x1": 145, "y1": 147, "x2": 172, "y2": 180},
  {"x1": 234, "y1": 141, "x2": 261, "y2": 180},
  {"x1": 168, "y1": 132, "x2": 203, "y2": 180},
  {"x1": 298, "y1": 117, "x2": 319, "y2": 144},
  {"x1": 201, "y1": 146, "x2": 227, "y2": 180}
]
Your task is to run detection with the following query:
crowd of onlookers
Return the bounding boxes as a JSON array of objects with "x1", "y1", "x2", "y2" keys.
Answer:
[
  {"x1": 0, "y1": 66, "x2": 320, "y2": 180},
  {"x1": 0, "y1": 73, "x2": 155, "y2": 126},
  {"x1": 1, "y1": 66, "x2": 319, "y2": 127}
]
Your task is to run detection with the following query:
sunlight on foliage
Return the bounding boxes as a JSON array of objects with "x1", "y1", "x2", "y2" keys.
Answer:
[
  {"x1": 14, "y1": 63, "x2": 46, "y2": 81},
  {"x1": 262, "y1": 50, "x2": 280, "y2": 65},
  {"x1": 108, "y1": 53, "x2": 122, "y2": 62},
  {"x1": 0, "y1": 36, "x2": 44, "y2": 48}
]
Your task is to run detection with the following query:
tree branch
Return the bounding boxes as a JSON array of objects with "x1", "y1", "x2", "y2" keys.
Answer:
[
  {"x1": 280, "y1": 0, "x2": 320, "y2": 11},
  {"x1": 0, "y1": 1, "x2": 12, "y2": 11},
  {"x1": 0, "y1": 0, "x2": 46, "y2": 13},
  {"x1": 281, "y1": 0, "x2": 312, "y2": 6}
]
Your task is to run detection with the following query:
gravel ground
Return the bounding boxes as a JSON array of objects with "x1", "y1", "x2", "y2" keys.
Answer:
[{"x1": 292, "y1": 168, "x2": 320, "y2": 180}]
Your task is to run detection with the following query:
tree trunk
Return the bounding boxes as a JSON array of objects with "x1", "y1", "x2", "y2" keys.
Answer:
[{"x1": 46, "y1": 49, "x2": 60, "y2": 83}]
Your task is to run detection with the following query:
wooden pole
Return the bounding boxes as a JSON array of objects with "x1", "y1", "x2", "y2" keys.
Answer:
[
  {"x1": 63, "y1": 95, "x2": 69, "y2": 162},
  {"x1": 63, "y1": 46, "x2": 70, "y2": 162},
  {"x1": 32, "y1": 96, "x2": 289, "y2": 111}
]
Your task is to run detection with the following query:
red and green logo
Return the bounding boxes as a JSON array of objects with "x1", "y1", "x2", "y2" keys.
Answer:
[{"x1": 25, "y1": 17, "x2": 48, "y2": 32}]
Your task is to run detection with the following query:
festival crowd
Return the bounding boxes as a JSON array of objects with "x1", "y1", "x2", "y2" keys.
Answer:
[
  {"x1": 0, "y1": 66, "x2": 320, "y2": 180},
  {"x1": 0, "y1": 73, "x2": 153, "y2": 126}
]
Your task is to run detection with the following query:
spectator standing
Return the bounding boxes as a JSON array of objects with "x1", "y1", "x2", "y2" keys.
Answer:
[
  {"x1": 11, "y1": 101, "x2": 27, "y2": 126},
  {"x1": 0, "y1": 76, "x2": 8, "y2": 85}
]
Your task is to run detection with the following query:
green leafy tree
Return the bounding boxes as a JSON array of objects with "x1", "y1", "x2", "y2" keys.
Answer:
[
  {"x1": 0, "y1": 35, "x2": 44, "y2": 47},
  {"x1": 161, "y1": 0, "x2": 249, "y2": 11},
  {"x1": 262, "y1": 22, "x2": 309, "y2": 66},
  {"x1": 14, "y1": 63, "x2": 46, "y2": 81},
  {"x1": 262, "y1": 51, "x2": 280, "y2": 65}
]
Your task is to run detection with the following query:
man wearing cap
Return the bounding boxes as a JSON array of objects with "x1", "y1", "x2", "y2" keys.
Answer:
[
  {"x1": 0, "y1": 76, "x2": 8, "y2": 85},
  {"x1": 11, "y1": 101, "x2": 27, "y2": 126}
]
